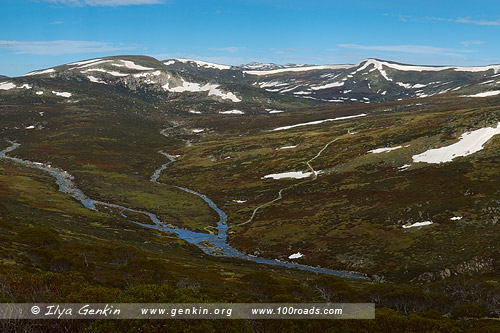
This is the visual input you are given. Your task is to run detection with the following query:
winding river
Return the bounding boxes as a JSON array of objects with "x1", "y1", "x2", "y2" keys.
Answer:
[{"x1": 1, "y1": 141, "x2": 369, "y2": 280}]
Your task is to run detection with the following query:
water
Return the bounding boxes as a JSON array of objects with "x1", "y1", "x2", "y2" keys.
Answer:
[{"x1": 1, "y1": 142, "x2": 370, "y2": 280}]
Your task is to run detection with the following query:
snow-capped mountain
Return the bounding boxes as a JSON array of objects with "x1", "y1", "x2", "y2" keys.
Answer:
[
  {"x1": 246, "y1": 58, "x2": 500, "y2": 103},
  {"x1": 2, "y1": 56, "x2": 500, "y2": 109}
]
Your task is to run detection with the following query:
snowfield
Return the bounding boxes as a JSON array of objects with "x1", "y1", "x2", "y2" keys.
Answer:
[
  {"x1": 51, "y1": 91, "x2": 72, "y2": 98},
  {"x1": 412, "y1": 122, "x2": 500, "y2": 164},
  {"x1": 244, "y1": 64, "x2": 353, "y2": 75},
  {"x1": 219, "y1": 110, "x2": 244, "y2": 114},
  {"x1": 272, "y1": 113, "x2": 367, "y2": 131},
  {"x1": 82, "y1": 68, "x2": 129, "y2": 77},
  {"x1": 368, "y1": 145, "x2": 408, "y2": 154},
  {"x1": 172, "y1": 59, "x2": 231, "y2": 70},
  {"x1": 262, "y1": 171, "x2": 314, "y2": 180},
  {"x1": 23, "y1": 68, "x2": 55, "y2": 76},
  {"x1": 462, "y1": 90, "x2": 500, "y2": 98},
  {"x1": 88, "y1": 76, "x2": 107, "y2": 84},
  {"x1": 402, "y1": 221, "x2": 433, "y2": 229},
  {"x1": 288, "y1": 252, "x2": 304, "y2": 259},
  {"x1": 112, "y1": 60, "x2": 154, "y2": 71},
  {"x1": 0, "y1": 82, "x2": 16, "y2": 90},
  {"x1": 163, "y1": 79, "x2": 241, "y2": 102}
]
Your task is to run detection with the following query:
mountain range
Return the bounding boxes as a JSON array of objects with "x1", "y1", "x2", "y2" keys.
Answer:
[{"x1": 2, "y1": 56, "x2": 500, "y2": 109}]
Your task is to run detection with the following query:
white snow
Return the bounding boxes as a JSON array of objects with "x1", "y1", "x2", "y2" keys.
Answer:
[
  {"x1": 219, "y1": 110, "x2": 244, "y2": 114},
  {"x1": 188, "y1": 110, "x2": 202, "y2": 114},
  {"x1": 164, "y1": 60, "x2": 175, "y2": 66},
  {"x1": 112, "y1": 60, "x2": 154, "y2": 71},
  {"x1": 352, "y1": 59, "x2": 392, "y2": 81},
  {"x1": 450, "y1": 216, "x2": 463, "y2": 221},
  {"x1": 402, "y1": 221, "x2": 433, "y2": 229},
  {"x1": 68, "y1": 58, "x2": 103, "y2": 66},
  {"x1": 462, "y1": 90, "x2": 500, "y2": 98},
  {"x1": 133, "y1": 70, "x2": 161, "y2": 78},
  {"x1": 310, "y1": 81, "x2": 344, "y2": 90},
  {"x1": 19, "y1": 84, "x2": 32, "y2": 89},
  {"x1": 272, "y1": 113, "x2": 367, "y2": 131},
  {"x1": 87, "y1": 76, "x2": 107, "y2": 84},
  {"x1": 358, "y1": 59, "x2": 500, "y2": 74},
  {"x1": 23, "y1": 68, "x2": 55, "y2": 76},
  {"x1": 279, "y1": 145, "x2": 297, "y2": 149},
  {"x1": 398, "y1": 164, "x2": 411, "y2": 171},
  {"x1": 244, "y1": 64, "x2": 354, "y2": 76},
  {"x1": 74, "y1": 60, "x2": 112, "y2": 69},
  {"x1": 0, "y1": 82, "x2": 16, "y2": 90},
  {"x1": 82, "y1": 68, "x2": 129, "y2": 77},
  {"x1": 163, "y1": 79, "x2": 241, "y2": 102},
  {"x1": 25, "y1": 125, "x2": 35, "y2": 129},
  {"x1": 192, "y1": 129, "x2": 205, "y2": 133},
  {"x1": 412, "y1": 122, "x2": 500, "y2": 164},
  {"x1": 259, "y1": 81, "x2": 289, "y2": 88},
  {"x1": 36, "y1": 91, "x2": 44, "y2": 95},
  {"x1": 288, "y1": 252, "x2": 304, "y2": 259},
  {"x1": 368, "y1": 145, "x2": 408, "y2": 154},
  {"x1": 268, "y1": 110, "x2": 285, "y2": 114},
  {"x1": 396, "y1": 82, "x2": 412, "y2": 89},
  {"x1": 51, "y1": 91, "x2": 72, "y2": 98},
  {"x1": 174, "y1": 58, "x2": 231, "y2": 70},
  {"x1": 412, "y1": 83, "x2": 427, "y2": 89},
  {"x1": 233, "y1": 200, "x2": 247, "y2": 203},
  {"x1": 262, "y1": 171, "x2": 314, "y2": 180}
]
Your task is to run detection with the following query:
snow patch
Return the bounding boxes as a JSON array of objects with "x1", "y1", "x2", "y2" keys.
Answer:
[
  {"x1": 174, "y1": 58, "x2": 231, "y2": 70},
  {"x1": 82, "y1": 68, "x2": 129, "y2": 77},
  {"x1": 272, "y1": 113, "x2": 367, "y2": 131},
  {"x1": 412, "y1": 122, "x2": 500, "y2": 164},
  {"x1": 0, "y1": 82, "x2": 16, "y2": 90},
  {"x1": 310, "y1": 81, "x2": 344, "y2": 90},
  {"x1": 368, "y1": 145, "x2": 408, "y2": 154},
  {"x1": 232, "y1": 200, "x2": 247, "y2": 204},
  {"x1": 87, "y1": 76, "x2": 107, "y2": 84},
  {"x1": 288, "y1": 252, "x2": 303, "y2": 259},
  {"x1": 112, "y1": 60, "x2": 154, "y2": 71},
  {"x1": 219, "y1": 110, "x2": 244, "y2": 114},
  {"x1": 51, "y1": 91, "x2": 72, "y2": 98},
  {"x1": 163, "y1": 79, "x2": 241, "y2": 102},
  {"x1": 262, "y1": 171, "x2": 314, "y2": 180},
  {"x1": 450, "y1": 216, "x2": 463, "y2": 221},
  {"x1": 23, "y1": 68, "x2": 55, "y2": 76},
  {"x1": 279, "y1": 145, "x2": 297, "y2": 149},
  {"x1": 402, "y1": 221, "x2": 433, "y2": 229},
  {"x1": 462, "y1": 90, "x2": 500, "y2": 98},
  {"x1": 244, "y1": 64, "x2": 354, "y2": 75},
  {"x1": 36, "y1": 91, "x2": 44, "y2": 95}
]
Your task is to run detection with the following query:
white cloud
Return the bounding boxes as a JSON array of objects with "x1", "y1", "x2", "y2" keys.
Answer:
[
  {"x1": 0, "y1": 40, "x2": 138, "y2": 55},
  {"x1": 209, "y1": 46, "x2": 246, "y2": 54},
  {"x1": 338, "y1": 44, "x2": 460, "y2": 56},
  {"x1": 460, "y1": 40, "x2": 485, "y2": 47},
  {"x1": 42, "y1": 0, "x2": 165, "y2": 6},
  {"x1": 452, "y1": 17, "x2": 500, "y2": 26}
]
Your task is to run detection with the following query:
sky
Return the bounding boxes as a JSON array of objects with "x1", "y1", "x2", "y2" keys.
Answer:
[{"x1": 1, "y1": 0, "x2": 500, "y2": 77}]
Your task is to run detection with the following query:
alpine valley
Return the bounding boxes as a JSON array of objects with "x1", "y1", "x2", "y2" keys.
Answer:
[{"x1": 3, "y1": 55, "x2": 500, "y2": 331}]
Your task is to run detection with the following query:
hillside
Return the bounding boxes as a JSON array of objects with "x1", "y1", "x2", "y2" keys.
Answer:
[{"x1": 2, "y1": 56, "x2": 500, "y2": 330}]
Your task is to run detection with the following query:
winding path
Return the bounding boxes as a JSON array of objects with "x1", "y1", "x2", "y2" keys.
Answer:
[{"x1": 232, "y1": 136, "x2": 342, "y2": 228}]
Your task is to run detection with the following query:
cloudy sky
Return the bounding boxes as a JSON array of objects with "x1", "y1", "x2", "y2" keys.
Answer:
[{"x1": 1, "y1": 0, "x2": 499, "y2": 76}]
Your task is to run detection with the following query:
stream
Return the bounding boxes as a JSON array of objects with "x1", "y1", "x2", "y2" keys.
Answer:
[{"x1": 1, "y1": 141, "x2": 369, "y2": 280}]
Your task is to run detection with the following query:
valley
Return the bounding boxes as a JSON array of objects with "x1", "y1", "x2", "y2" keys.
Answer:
[{"x1": 2, "y1": 55, "x2": 500, "y2": 331}]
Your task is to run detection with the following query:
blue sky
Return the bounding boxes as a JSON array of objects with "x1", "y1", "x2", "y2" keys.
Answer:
[{"x1": 1, "y1": 0, "x2": 500, "y2": 76}]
